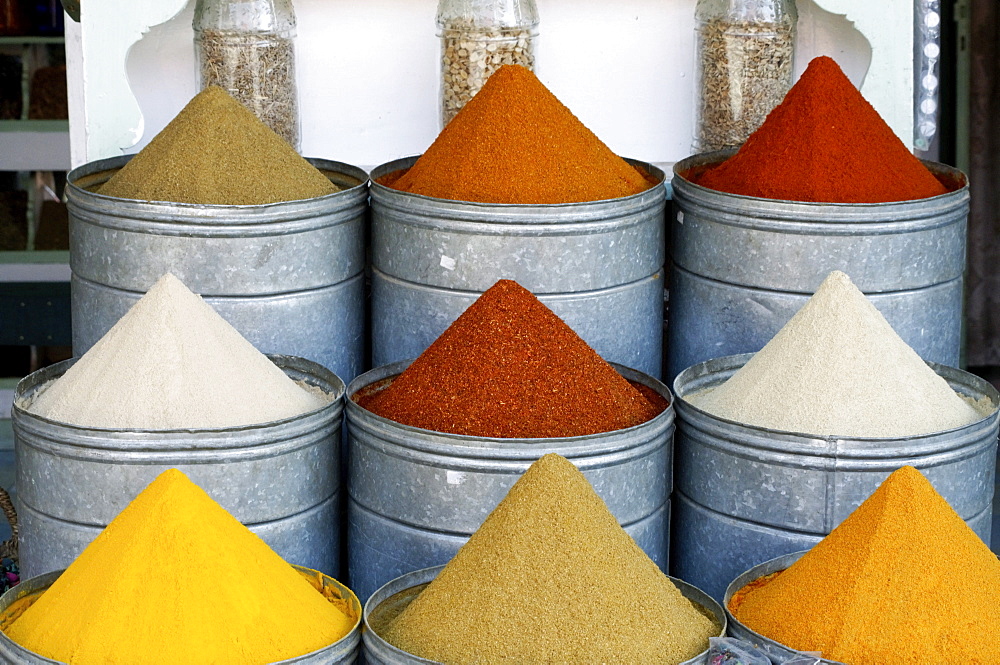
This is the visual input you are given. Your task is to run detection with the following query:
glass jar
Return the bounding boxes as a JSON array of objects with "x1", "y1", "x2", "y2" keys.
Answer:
[
  {"x1": 437, "y1": 0, "x2": 539, "y2": 127},
  {"x1": 694, "y1": 0, "x2": 797, "y2": 153},
  {"x1": 193, "y1": 0, "x2": 300, "y2": 150}
]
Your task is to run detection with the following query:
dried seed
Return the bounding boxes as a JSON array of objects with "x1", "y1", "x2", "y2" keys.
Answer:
[
  {"x1": 439, "y1": 19, "x2": 535, "y2": 127},
  {"x1": 695, "y1": 17, "x2": 794, "y2": 152},
  {"x1": 196, "y1": 29, "x2": 300, "y2": 149}
]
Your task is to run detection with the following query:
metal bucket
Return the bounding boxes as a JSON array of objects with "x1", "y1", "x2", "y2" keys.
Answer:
[
  {"x1": 12, "y1": 355, "x2": 345, "y2": 580},
  {"x1": 724, "y1": 551, "x2": 844, "y2": 664},
  {"x1": 362, "y1": 564, "x2": 725, "y2": 665},
  {"x1": 670, "y1": 353, "x2": 999, "y2": 602},
  {"x1": 0, "y1": 566, "x2": 363, "y2": 664},
  {"x1": 346, "y1": 359, "x2": 674, "y2": 604},
  {"x1": 66, "y1": 155, "x2": 368, "y2": 384},
  {"x1": 666, "y1": 150, "x2": 969, "y2": 382},
  {"x1": 369, "y1": 156, "x2": 666, "y2": 380}
]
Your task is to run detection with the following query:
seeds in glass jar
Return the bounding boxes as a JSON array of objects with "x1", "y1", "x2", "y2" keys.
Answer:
[
  {"x1": 197, "y1": 29, "x2": 300, "y2": 149},
  {"x1": 696, "y1": 17, "x2": 794, "y2": 152},
  {"x1": 440, "y1": 19, "x2": 534, "y2": 126}
]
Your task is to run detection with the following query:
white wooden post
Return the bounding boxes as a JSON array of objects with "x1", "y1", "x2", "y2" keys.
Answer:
[
  {"x1": 64, "y1": 0, "x2": 188, "y2": 167},
  {"x1": 64, "y1": 0, "x2": 917, "y2": 169}
]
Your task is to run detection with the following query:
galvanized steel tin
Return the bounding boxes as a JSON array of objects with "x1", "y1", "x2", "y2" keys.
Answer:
[
  {"x1": 362, "y1": 565, "x2": 725, "y2": 664},
  {"x1": 369, "y1": 156, "x2": 666, "y2": 379},
  {"x1": 12, "y1": 355, "x2": 345, "y2": 580},
  {"x1": 0, "y1": 566, "x2": 363, "y2": 664},
  {"x1": 670, "y1": 353, "x2": 999, "y2": 602},
  {"x1": 724, "y1": 551, "x2": 845, "y2": 664},
  {"x1": 666, "y1": 151, "x2": 969, "y2": 382},
  {"x1": 345, "y1": 359, "x2": 674, "y2": 604},
  {"x1": 66, "y1": 155, "x2": 367, "y2": 384}
]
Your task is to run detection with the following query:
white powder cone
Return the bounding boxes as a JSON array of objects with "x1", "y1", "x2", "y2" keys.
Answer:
[
  {"x1": 689, "y1": 271, "x2": 985, "y2": 438},
  {"x1": 29, "y1": 273, "x2": 329, "y2": 429}
]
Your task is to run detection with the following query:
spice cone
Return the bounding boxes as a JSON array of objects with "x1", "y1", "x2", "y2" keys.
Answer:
[
  {"x1": 731, "y1": 465, "x2": 1000, "y2": 664},
  {"x1": 695, "y1": 56, "x2": 948, "y2": 203},
  {"x1": 386, "y1": 64, "x2": 652, "y2": 203},
  {"x1": 29, "y1": 272, "x2": 328, "y2": 429},
  {"x1": 356, "y1": 279, "x2": 662, "y2": 438},
  {"x1": 383, "y1": 453, "x2": 717, "y2": 664},
  {"x1": 5, "y1": 469, "x2": 354, "y2": 663},
  {"x1": 99, "y1": 86, "x2": 335, "y2": 205},
  {"x1": 689, "y1": 270, "x2": 984, "y2": 437}
]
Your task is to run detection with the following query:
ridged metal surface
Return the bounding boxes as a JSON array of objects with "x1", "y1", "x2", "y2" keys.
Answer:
[
  {"x1": 670, "y1": 353, "x2": 1000, "y2": 602},
  {"x1": 361, "y1": 565, "x2": 725, "y2": 665},
  {"x1": 66, "y1": 155, "x2": 368, "y2": 384},
  {"x1": 12, "y1": 355, "x2": 345, "y2": 580},
  {"x1": 666, "y1": 151, "x2": 969, "y2": 382},
  {"x1": 724, "y1": 551, "x2": 846, "y2": 664},
  {"x1": 345, "y1": 359, "x2": 674, "y2": 605},
  {"x1": 0, "y1": 567, "x2": 363, "y2": 664},
  {"x1": 369, "y1": 156, "x2": 666, "y2": 379}
]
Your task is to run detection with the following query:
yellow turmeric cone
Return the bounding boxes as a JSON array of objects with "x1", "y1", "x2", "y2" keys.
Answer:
[{"x1": 6, "y1": 469, "x2": 354, "y2": 664}]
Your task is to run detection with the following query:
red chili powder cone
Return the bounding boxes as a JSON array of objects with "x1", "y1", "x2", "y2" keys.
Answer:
[
  {"x1": 694, "y1": 56, "x2": 949, "y2": 203},
  {"x1": 355, "y1": 280, "x2": 662, "y2": 438},
  {"x1": 384, "y1": 65, "x2": 653, "y2": 204}
]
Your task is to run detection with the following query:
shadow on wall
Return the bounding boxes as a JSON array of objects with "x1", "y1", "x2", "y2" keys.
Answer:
[{"x1": 795, "y1": 0, "x2": 873, "y2": 87}]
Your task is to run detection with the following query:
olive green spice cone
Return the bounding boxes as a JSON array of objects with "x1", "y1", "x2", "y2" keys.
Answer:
[
  {"x1": 383, "y1": 454, "x2": 716, "y2": 664},
  {"x1": 99, "y1": 86, "x2": 336, "y2": 205}
]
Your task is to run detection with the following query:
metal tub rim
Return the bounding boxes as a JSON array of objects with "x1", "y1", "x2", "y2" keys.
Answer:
[
  {"x1": 672, "y1": 150, "x2": 968, "y2": 229},
  {"x1": 362, "y1": 564, "x2": 725, "y2": 665},
  {"x1": 18, "y1": 487, "x2": 340, "y2": 535},
  {"x1": 0, "y1": 566, "x2": 363, "y2": 664},
  {"x1": 673, "y1": 484, "x2": 995, "y2": 540},
  {"x1": 672, "y1": 352, "x2": 999, "y2": 454},
  {"x1": 669, "y1": 261, "x2": 964, "y2": 299},
  {"x1": 723, "y1": 551, "x2": 846, "y2": 665},
  {"x1": 346, "y1": 358, "x2": 674, "y2": 458},
  {"x1": 13, "y1": 354, "x2": 345, "y2": 448},
  {"x1": 67, "y1": 154, "x2": 368, "y2": 217},
  {"x1": 369, "y1": 155, "x2": 665, "y2": 225},
  {"x1": 371, "y1": 267, "x2": 664, "y2": 299},
  {"x1": 73, "y1": 269, "x2": 365, "y2": 301}
]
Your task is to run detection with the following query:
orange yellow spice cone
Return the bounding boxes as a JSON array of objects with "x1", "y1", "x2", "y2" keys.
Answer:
[
  {"x1": 383, "y1": 64, "x2": 652, "y2": 204},
  {"x1": 731, "y1": 465, "x2": 1000, "y2": 664},
  {"x1": 100, "y1": 86, "x2": 334, "y2": 205},
  {"x1": 5, "y1": 469, "x2": 354, "y2": 664}
]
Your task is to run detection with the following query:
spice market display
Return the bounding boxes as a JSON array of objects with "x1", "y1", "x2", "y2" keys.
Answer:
[
  {"x1": 99, "y1": 86, "x2": 335, "y2": 205},
  {"x1": 691, "y1": 55, "x2": 949, "y2": 202},
  {"x1": 3, "y1": 3, "x2": 996, "y2": 664}
]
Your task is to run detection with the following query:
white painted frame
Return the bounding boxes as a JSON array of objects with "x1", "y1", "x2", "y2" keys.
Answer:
[{"x1": 64, "y1": 0, "x2": 914, "y2": 169}]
